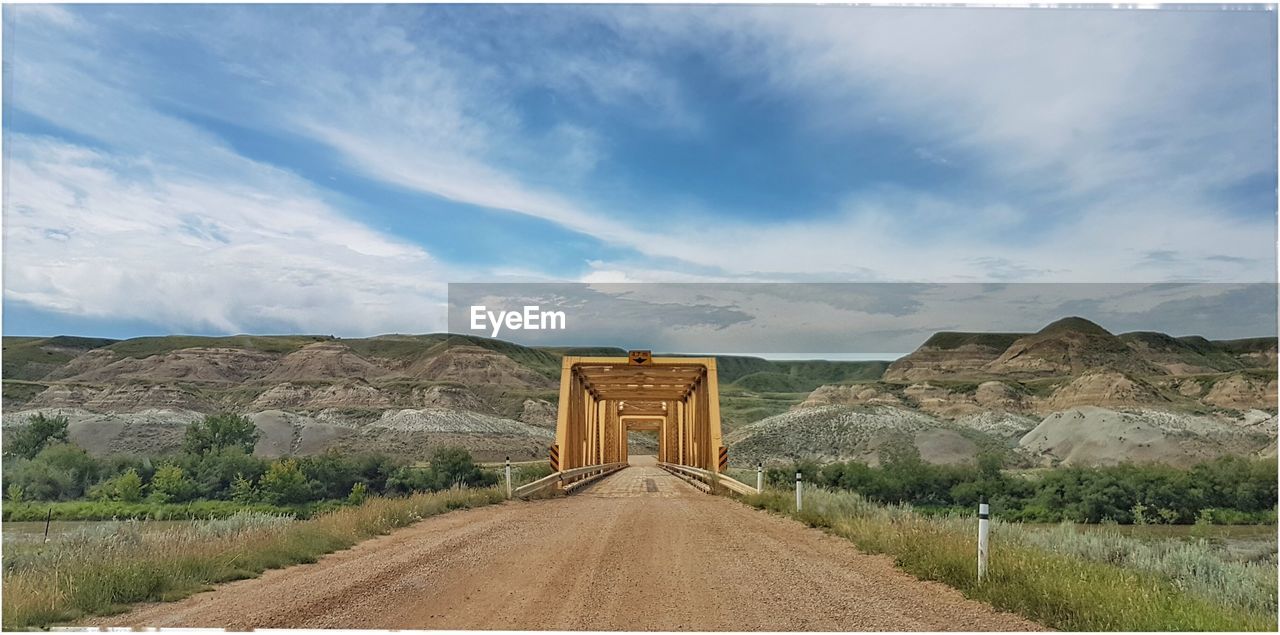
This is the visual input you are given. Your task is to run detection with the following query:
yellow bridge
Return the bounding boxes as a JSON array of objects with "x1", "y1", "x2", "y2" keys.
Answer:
[{"x1": 516, "y1": 351, "x2": 756, "y2": 497}]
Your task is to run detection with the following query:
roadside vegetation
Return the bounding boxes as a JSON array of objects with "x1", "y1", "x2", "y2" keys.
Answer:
[
  {"x1": 743, "y1": 487, "x2": 1277, "y2": 631},
  {"x1": 508, "y1": 461, "x2": 554, "y2": 486},
  {"x1": 2, "y1": 413, "x2": 499, "y2": 520},
  {"x1": 765, "y1": 440, "x2": 1277, "y2": 524},
  {"x1": 2, "y1": 412, "x2": 517, "y2": 628},
  {"x1": 3, "y1": 499, "x2": 343, "y2": 522},
  {"x1": 2, "y1": 488, "x2": 504, "y2": 630}
]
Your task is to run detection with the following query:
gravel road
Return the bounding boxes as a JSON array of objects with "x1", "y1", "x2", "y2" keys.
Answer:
[{"x1": 90, "y1": 457, "x2": 1043, "y2": 630}]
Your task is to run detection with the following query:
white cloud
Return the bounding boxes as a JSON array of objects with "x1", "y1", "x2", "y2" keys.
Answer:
[
  {"x1": 3, "y1": 5, "x2": 1274, "y2": 341},
  {"x1": 255, "y1": 6, "x2": 1274, "y2": 283},
  {"x1": 4, "y1": 135, "x2": 445, "y2": 335}
]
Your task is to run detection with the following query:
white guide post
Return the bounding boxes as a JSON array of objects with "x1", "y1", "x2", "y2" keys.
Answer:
[
  {"x1": 756, "y1": 463, "x2": 764, "y2": 493},
  {"x1": 977, "y1": 500, "x2": 990, "y2": 582},
  {"x1": 505, "y1": 457, "x2": 513, "y2": 499},
  {"x1": 795, "y1": 471, "x2": 803, "y2": 512}
]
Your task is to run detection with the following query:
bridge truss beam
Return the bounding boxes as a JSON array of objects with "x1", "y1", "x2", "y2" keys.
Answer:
[{"x1": 553, "y1": 356, "x2": 724, "y2": 473}]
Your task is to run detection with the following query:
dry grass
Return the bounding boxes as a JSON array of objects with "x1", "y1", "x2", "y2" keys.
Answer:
[
  {"x1": 2, "y1": 488, "x2": 504, "y2": 630},
  {"x1": 744, "y1": 487, "x2": 1277, "y2": 631}
]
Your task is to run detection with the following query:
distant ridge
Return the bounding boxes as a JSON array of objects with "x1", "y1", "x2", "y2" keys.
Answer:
[{"x1": 886, "y1": 316, "x2": 1275, "y2": 381}]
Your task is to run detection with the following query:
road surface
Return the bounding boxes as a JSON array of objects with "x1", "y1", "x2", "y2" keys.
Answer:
[{"x1": 91, "y1": 457, "x2": 1042, "y2": 630}]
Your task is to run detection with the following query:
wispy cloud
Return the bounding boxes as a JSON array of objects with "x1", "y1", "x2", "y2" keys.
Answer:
[
  {"x1": 4, "y1": 135, "x2": 443, "y2": 334},
  {"x1": 2, "y1": 5, "x2": 1274, "y2": 339}
]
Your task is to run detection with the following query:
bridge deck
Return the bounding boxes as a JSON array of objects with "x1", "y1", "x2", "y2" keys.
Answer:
[{"x1": 90, "y1": 459, "x2": 1042, "y2": 631}]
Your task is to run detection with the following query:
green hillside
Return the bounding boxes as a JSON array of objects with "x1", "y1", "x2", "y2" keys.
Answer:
[
  {"x1": 2, "y1": 336, "x2": 118, "y2": 380},
  {"x1": 919, "y1": 331, "x2": 1025, "y2": 351}
]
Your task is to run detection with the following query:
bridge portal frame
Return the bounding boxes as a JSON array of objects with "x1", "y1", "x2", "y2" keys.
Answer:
[{"x1": 553, "y1": 356, "x2": 724, "y2": 473}]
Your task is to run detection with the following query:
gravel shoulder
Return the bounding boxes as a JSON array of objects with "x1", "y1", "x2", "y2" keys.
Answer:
[{"x1": 88, "y1": 460, "x2": 1044, "y2": 631}]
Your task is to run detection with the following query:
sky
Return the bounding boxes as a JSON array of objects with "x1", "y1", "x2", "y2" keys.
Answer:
[{"x1": 2, "y1": 4, "x2": 1277, "y2": 347}]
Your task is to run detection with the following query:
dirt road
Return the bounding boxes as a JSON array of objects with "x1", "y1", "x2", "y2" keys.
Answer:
[{"x1": 92, "y1": 457, "x2": 1042, "y2": 630}]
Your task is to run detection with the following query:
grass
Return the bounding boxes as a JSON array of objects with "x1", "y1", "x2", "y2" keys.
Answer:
[
  {"x1": 471, "y1": 461, "x2": 554, "y2": 488},
  {"x1": 1213, "y1": 337, "x2": 1279, "y2": 355},
  {"x1": 768, "y1": 359, "x2": 892, "y2": 385},
  {"x1": 1, "y1": 488, "x2": 505, "y2": 630},
  {"x1": 2, "y1": 499, "x2": 347, "y2": 522},
  {"x1": 742, "y1": 487, "x2": 1277, "y2": 631},
  {"x1": 105, "y1": 335, "x2": 332, "y2": 358},
  {"x1": 919, "y1": 331, "x2": 1025, "y2": 351},
  {"x1": 509, "y1": 462, "x2": 554, "y2": 487},
  {"x1": 1018, "y1": 523, "x2": 1277, "y2": 615},
  {"x1": 2, "y1": 336, "x2": 117, "y2": 380},
  {"x1": 718, "y1": 386, "x2": 810, "y2": 430},
  {"x1": 2, "y1": 380, "x2": 48, "y2": 405}
]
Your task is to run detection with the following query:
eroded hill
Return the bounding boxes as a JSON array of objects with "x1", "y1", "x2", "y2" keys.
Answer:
[
  {"x1": 3, "y1": 318, "x2": 1275, "y2": 466},
  {"x1": 752, "y1": 317, "x2": 1277, "y2": 467},
  {"x1": 1, "y1": 334, "x2": 881, "y2": 461}
]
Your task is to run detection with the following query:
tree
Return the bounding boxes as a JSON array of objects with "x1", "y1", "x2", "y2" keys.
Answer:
[
  {"x1": 300, "y1": 450, "x2": 362, "y2": 500},
  {"x1": 230, "y1": 473, "x2": 257, "y2": 503},
  {"x1": 386, "y1": 466, "x2": 438, "y2": 494},
  {"x1": 89, "y1": 468, "x2": 144, "y2": 502},
  {"x1": 977, "y1": 450, "x2": 1005, "y2": 479},
  {"x1": 348, "y1": 481, "x2": 368, "y2": 504},
  {"x1": 427, "y1": 447, "x2": 496, "y2": 490},
  {"x1": 353, "y1": 453, "x2": 401, "y2": 495},
  {"x1": 3, "y1": 443, "x2": 100, "y2": 500},
  {"x1": 182, "y1": 413, "x2": 259, "y2": 456},
  {"x1": 114, "y1": 469, "x2": 144, "y2": 502},
  {"x1": 259, "y1": 459, "x2": 313, "y2": 504},
  {"x1": 149, "y1": 464, "x2": 196, "y2": 503},
  {"x1": 189, "y1": 447, "x2": 267, "y2": 499},
  {"x1": 6, "y1": 413, "x2": 70, "y2": 459}
]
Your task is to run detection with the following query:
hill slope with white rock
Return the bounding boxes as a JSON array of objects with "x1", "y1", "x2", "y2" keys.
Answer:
[{"x1": 3, "y1": 318, "x2": 1274, "y2": 466}]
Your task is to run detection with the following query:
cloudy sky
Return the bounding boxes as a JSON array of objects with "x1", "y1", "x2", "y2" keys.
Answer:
[{"x1": 2, "y1": 4, "x2": 1276, "y2": 342}]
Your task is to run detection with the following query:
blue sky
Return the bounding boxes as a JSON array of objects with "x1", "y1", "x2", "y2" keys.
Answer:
[{"x1": 2, "y1": 4, "x2": 1276, "y2": 340}]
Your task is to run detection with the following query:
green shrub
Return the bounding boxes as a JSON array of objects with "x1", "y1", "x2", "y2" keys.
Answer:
[
  {"x1": 186, "y1": 447, "x2": 267, "y2": 499},
  {"x1": 148, "y1": 464, "x2": 196, "y2": 504},
  {"x1": 387, "y1": 447, "x2": 497, "y2": 493},
  {"x1": 428, "y1": 447, "x2": 498, "y2": 490},
  {"x1": 259, "y1": 459, "x2": 312, "y2": 505},
  {"x1": 91, "y1": 469, "x2": 144, "y2": 502},
  {"x1": 348, "y1": 481, "x2": 368, "y2": 504},
  {"x1": 799, "y1": 455, "x2": 1276, "y2": 525},
  {"x1": 182, "y1": 413, "x2": 260, "y2": 455},
  {"x1": 230, "y1": 473, "x2": 257, "y2": 503},
  {"x1": 4, "y1": 443, "x2": 100, "y2": 500}
]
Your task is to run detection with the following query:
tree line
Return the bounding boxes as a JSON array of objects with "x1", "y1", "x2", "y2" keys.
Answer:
[
  {"x1": 3, "y1": 413, "x2": 497, "y2": 506},
  {"x1": 766, "y1": 440, "x2": 1277, "y2": 524}
]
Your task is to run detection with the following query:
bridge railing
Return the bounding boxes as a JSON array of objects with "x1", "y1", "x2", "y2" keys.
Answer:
[
  {"x1": 512, "y1": 462, "x2": 627, "y2": 499},
  {"x1": 657, "y1": 462, "x2": 759, "y2": 497}
]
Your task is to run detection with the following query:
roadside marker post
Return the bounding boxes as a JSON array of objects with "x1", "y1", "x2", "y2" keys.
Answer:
[
  {"x1": 756, "y1": 463, "x2": 763, "y2": 493},
  {"x1": 977, "y1": 500, "x2": 990, "y2": 582},
  {"x1": 795, "y1": 472, "x2": 803, "y2": 512},
  {"x1": 504, "y1": 457, "x2": 513, "y2": 499}
]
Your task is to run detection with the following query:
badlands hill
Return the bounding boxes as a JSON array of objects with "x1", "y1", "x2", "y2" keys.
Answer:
[
  {"x1": 730, "y1": 317, "x2": 1277, "y2": 468},
  {"x1": 1, "y1": 334, "x2": 883, "y2": 461},
  {"x1": 3, "y1": 318, "x2": 1275, "y2": 467}
]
